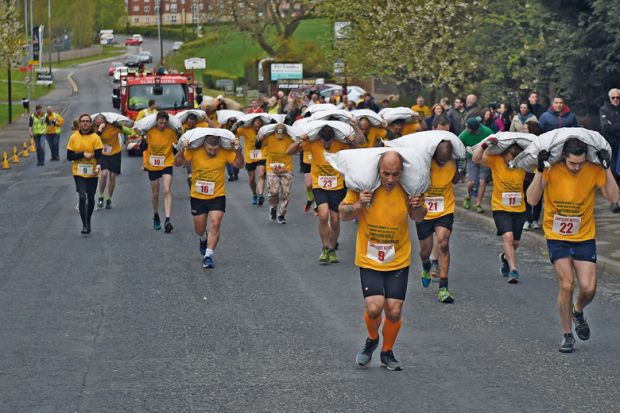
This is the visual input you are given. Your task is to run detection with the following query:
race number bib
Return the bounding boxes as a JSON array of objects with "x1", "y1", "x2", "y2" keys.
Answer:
[
  {"x1": 307, "y1": 154, "x2": 313, "y2": 161},
  {"x1": 77, "y1": 163, "x2": 94, "y2": 176},
  {"x1": 149, "y1": 155, "x2": 165, "y2": 167},
  {"x1": 552, "y1": 215, "x2": 581, "y2": 236},
  {"x1": 318, "y1": 175, "x2": 338, "y2": 189},
  {"x1": 367, "y1": 242, "x2": 395, "y2": 264},
  {"x1": 195, "y1": 180, "x2": 215, "y2": 195},
  {"x1": 425, "y1": 196, "x2": 445, "y2": 213},
  {"x1": 249, "y1": 149, "x2": 262, "y2": 160},
  {"x1": 502, "y1": 192, "x2": 523, "y2": 207},
  {"x1": 102, "y1": 144, "x2": 113, "y2": 154}
]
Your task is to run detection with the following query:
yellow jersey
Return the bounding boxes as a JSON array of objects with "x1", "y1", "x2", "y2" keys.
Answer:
[
  {"x1": 99, "y1": 124, "x2": 122, "y2": 156},
  {"x1": 411, "y1": 104, "x2": 431, "y2": 118},
  {"x1": 184, "y1": 147, "x2": 237, "y2": 200},
  {"x1": 66, "y1": 131, "x2": 103, "y2": 178},
  {"x1": 261, "y1": 134, "x2": 295, "y2": 173},
  {"x1": 300, "y1": 139, "x2": 350, "y2": 190},
  {"x1": 237, "y1": 126, "x2": 265, "y2": 164},
  {"x1": 424, "y1": 159, "x2": 456, "y2": 219},
  {"x1": 343, "y1": 186, "x2": 412, "y2": 271},
  {"x1": 542, "y1": 162, "x2": 605, "y2": 241},
  {"x1": 145, "y1": 127, "x2": 178, "y2": 171},
  {"x1": 487, "y1": 155, "x2": 526, "y2": 213},
  {"x1": 361, "y1": 127, "x2": 387, "y2": 148},
  {"x1": 401, "y1": 122, "x2": 420, "y2": 135}
]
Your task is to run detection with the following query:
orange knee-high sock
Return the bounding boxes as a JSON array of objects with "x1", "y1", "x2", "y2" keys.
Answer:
[
  {"x1": 382, "y1": 317, "x2": 402, "y2": 352},
  {"x1": 364, "y1": 311, "x2": 381, "y2": 340}
]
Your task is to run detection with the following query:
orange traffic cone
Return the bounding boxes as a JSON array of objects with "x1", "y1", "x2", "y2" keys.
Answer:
[
  {"x1": 29, "y1": 138, "x2": 36, "y2": 152},
  {"x1": 22, "y1": 142, "x2": 29, "y2": 157},
  {"x1": 2, "y1": 151, "x2": 10, "y2": 169},
  {"x1": 12, "y1": 146, "x2": 20, "y2": 163}
]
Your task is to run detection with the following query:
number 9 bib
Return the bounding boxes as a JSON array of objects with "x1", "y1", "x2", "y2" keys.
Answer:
[{"x1": 367, "y1": 242, "x2": 395, "y2": 263}]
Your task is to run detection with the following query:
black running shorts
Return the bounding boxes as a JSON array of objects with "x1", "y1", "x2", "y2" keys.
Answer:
[{"x1": 359, "y1": 266, "x2": 409, "y2": 300}]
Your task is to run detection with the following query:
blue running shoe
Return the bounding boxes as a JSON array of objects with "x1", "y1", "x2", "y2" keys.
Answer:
[
  {"x1": 499, "y1": 253, "x2": 509, "y2": 277},
  {"x1": 153, "y1": 215, "x2": 161, "y2": 231},
  {"x1": 420, "y1": 261, "x2": 432, "y2": 288},
  {"x1": 251, "y1": 195, "x2": 258, "y2": 205},
  {"x1": 203, "y1": 255, "x2": 214, "y2": 269},
  {"x1": 199, "y1": 236, "x2": 208, "y2": 256},
  {"x1": 508, "y1": 269, "x2": 519, "y2": 284}
]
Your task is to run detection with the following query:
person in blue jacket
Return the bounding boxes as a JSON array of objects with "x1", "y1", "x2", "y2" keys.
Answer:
[{"x1": 538, "y1": 96, "x2": 578, "y2": 133}]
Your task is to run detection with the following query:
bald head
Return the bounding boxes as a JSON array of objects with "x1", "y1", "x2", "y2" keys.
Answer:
[
  {"x1": 433, "y1": 141, "x2": 453, "y2": 166},
  {"x1": 466, "y1": 94, "x2": 477, "y2": 108},
  {"x1": 379, "y1": 151, "x2": 403, "y2": 191}
]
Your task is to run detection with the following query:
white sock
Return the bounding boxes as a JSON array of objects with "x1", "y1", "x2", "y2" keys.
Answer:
[{"x1": 205, "y1": 248, "x2": 214, "y2": 257}]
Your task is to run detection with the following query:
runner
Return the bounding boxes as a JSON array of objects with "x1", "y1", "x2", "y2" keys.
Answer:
[
  {"x1": 287, "y1": 125, "x2": 363, "y2": 264},
  {"x1": 339, "y1": 151, "x2": 426, "y2": 370},
  {"x1": 93, "y1": 115, "x2": 124, "y2": 209},
  {"x1": 357, "y1": 115, "x2": 387, "y2": 148},
  {"x1": 300, "y1": 147, "x2": 316, "y2": 212},
  {"x1": 236, "y1": 117, "x2": 267, "y2": 205},
  {"x1": 174, "y1": 133, "x2": 244, "y2": 268},
  {"x1": 526, "y1": 139, "x2": 619, "y2": 353},
  {"x1": 182, "y1": 113, "x2": 214, "y2": 189},
  {"x1": 66, "y1": 114, "x2": 103, "y2": 234},
  {"x1": 472, "y1": 137, "x2": 526, "y2": 283},
  {"x1": 141, "y1": 111, "x2": 178, "y2": 232},
  {"x1": 257, "y1": 124, "x2": 295, "y2": 223},
  {"x1": 417, "y1": 136, "x2": 464, "y2": 302}
]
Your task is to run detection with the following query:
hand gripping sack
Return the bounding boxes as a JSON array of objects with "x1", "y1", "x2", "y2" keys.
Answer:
[
  {"x1": 257, "y1": 124, "x2": 300, "y2": 141},
  {"x1": 324, "y1": 147, "x2": 430, "y2": 195},
  {"x1": 309, "y1": 108, "x2": 354, "y2": 122},
  {"x1": 134, "y1": 113, "x2": 182, "y2": 134},
  {"x1": 510, "y1": 127, "x2": 611, "y2": 171},
  {"x1": 299, "y1": 120, "x2": 355, "y2": 144},
  {"x1": 216, "y1": 109, "x2": 245, "y2": 125},
  {"x1": 379, "y1": 107, "x2": 415, "y2": 124},
  {"x1": 384, "y1": 130, "x2": 466, "y2": 161},
  {"x1": 91, "y1": 112, "x2": 133, "y2": 127},
  {"x1": 473, "y1": 131, "x2": 536, "y2": 156},
  {"x1": 351, "y1": 109, "x2": 386, "y2": 127},
  {"x1": 301, "y1": 103, "x2": 337, "y2": 118},
  {"x1": 174, "y1": 109, "x2": 208, "y2": 124},
  {"x1": 178, "y1": 127, "x2": 236, "y2": 150}
]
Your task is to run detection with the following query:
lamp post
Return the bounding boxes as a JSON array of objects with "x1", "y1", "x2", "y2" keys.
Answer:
[
  {"x1": 155, "y1": 0, "x2": 163, "y2": 66},
  {"x1": 48, "y1": 0, "x2": 52, "y2": 73}
]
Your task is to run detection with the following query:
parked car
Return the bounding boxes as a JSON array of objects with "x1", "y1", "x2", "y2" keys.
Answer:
[
  {"x1": 320, "y1": 85, "x2": 367, "y2": 103},
  {"x1": 137, "y1": 51, "x2": 153, "y2": 63},
  {"x1": 113, "y1": 66, "x2": 128, "y2": 82},
  {"x1": 107, "y1": 61, "x2": 123, "y2": 76},
  {"x1": 132, "y1": 34, "x2": 144, "y2": 44},
  {"x1": 124, "y1": 55, "x2": 142, "y2": 68},
  {"x1": 125, "y1": 37, "x2": 141, "y2": 46},
  {"x1": 172, "y1": 41, "x2": 183, "y2": 51}
]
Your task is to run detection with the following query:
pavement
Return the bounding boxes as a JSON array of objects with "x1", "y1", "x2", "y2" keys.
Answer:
[{"x1": 0, "y1": 40, "x2": 619, "y2": 411}]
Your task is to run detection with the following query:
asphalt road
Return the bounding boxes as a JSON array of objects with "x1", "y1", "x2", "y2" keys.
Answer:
[{"x1": 1, "y1": 43, "x2": 619, "y2": 412}]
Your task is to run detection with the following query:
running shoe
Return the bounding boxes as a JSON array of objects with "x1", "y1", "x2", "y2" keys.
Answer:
[
  {"x1": 335, "y1": 242, "x2": 339, "y2": 251},
  {"x1": 276, "y1": 215, "x2": 287, "y2": 225},
  {"x1": 304, "y1": 200, "x2": 314, "y2": 212},
  {"x1": 499, "y1": 253, "x2": 509, "y2": 277},
  {"x1": 318, "y1": 248, "x2": 330, "y2": 264},
  {"x1": 356, "y1": 337, "x2": 379, "y2": 366},
  {"x1": 380, "y1": 351, "x2": 402, "y2": 371},
  {"x1": 199, "y1": 236, "x2": 208, "y2": 256},
  {"x1": 523, "y1": 221, "x2": 531, "y2": 231},
  {"x1": 530, "y1": 221, "x2": 540, "y2": 230},
  {"x1": 572, "y1": 305, "x2": 590, "y2": 341},
  {"x1": 105, "y1": 199, "x2": 112, "y2": 209},
  {"x1": 153, "y1": 215, "x2": 161, "y2": 231},
  {"x1": 97, "y1": 197, "x2": 104, "y2": 209},
  {"x1": 611, "y1": 202, "x2": 620, "y2": 213},
  {"x1": 202, "y1": 255, "x2": 215, "y2": 269},
  {"x1": 269, "y1": 207, "x2": 276, "y2": 221},
  {"x1": 164, "y1": 220, "x2": 173, "y2": 233},
  {"x1": 430, "y1": 259, "x2": 439, "y2": 279},
  {"x1": 327, "y1": 249, "x2": 339, "y2": 264},
  {"x1": 228, "y1": 175, "x2": 234, "y2": 182},
  {"x1": 420, "y1": 262, "x2": 432, "y2": 288},
  {"x1": 559, "y1": 334, "x2": 575, "y2": 353},
  {"x1": 251, "y1": 195, "x2": 258, "y2": 205},
  {"x1": 438, "y1": 287, "x2": 454, "y2": 303},
  {"x1": 258, "y1": 195, "x2": 265, "y2": 206},
  {"x1": 475, "y1": 205, "x2": 484, "y2": 213},
  {"x1": 462, "y1": 197, "x2": 471, "y2": 209},
  {"x1": 508, "y1": 269, "x2": 519, "y2": 284}
]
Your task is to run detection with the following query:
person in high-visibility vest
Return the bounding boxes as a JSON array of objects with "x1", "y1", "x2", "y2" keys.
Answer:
[
  {"x1": 28, "y1": 105, "x2": 48, "y2": 166},
  {"x1": 45, "y1": 105, "x2": 64, "y2": 161}
]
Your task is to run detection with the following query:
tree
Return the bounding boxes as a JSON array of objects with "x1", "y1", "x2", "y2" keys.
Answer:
[
  {"x1": 213, "y1": 0, "x2": 318, "y2": 57},
  {"x1": 321, "y1": 0, "x2": 481, "y2": 92},
  {"x1": 0, "y1": 0, "x2": 25, "y2": 123},
  {"x1": 93, "y1": 0, "x2": 128, "y2": 32}
]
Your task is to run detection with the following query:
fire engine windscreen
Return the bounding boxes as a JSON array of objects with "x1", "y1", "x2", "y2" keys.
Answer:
[{"x1": 128, "y1": 84, "x2": 190, "y2": 111}]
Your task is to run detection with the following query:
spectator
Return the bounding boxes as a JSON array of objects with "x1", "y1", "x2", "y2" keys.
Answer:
[
  {"x1": 381, "y1": 99, "x2": 390, "y2": 109},
  {"x1": 464, "y1": 94, "x2": 483, "y2": 123},
  {"x1": 28, "y1": 104, "x2": 47, "y2": 166},
  {"x1": 345, "y1": 98, "x2": 356, "y2": 111},
  {"x1": 482, "y1": 109, "x2": 499, "y2": 133},
  {"x1": 267, "y1": 96, "x2": 279, "y2": 114},
  {"x1": 447, "y1": 96, "x2": 467, "y2": 135},
  {"x1": 599, "y1": 88, "x2": 620, "y2": 211},
  {"x1": 459, "y1": 117, "x2": 494, "y2": 213},
  {"x1": 284, "y1": 97, "x2": 300, "y2": 125},
  {"x1": 527, "y1": 91, "x2": 546, "y2": 119},
  {"x1": 357, "y1": 93, "x2": 380, "y2": 112},
  {"x1": 308, "y1": 93, "x2": 319, "y2": 106},
  {"x1": 440, "y1": 97, "x2": 451, "y2": 112},
  {"x1": 276, "y1": 90, "x2": 287, "y2": 114},
  {"x1": 538, "y1": 96, "x2": 578, "y2": 132},
  {"x1": 411, "y1": 96, "x2": 431, "y2": 118},
  {"x1": 44, "y1": 105, "x2": 64, "y2": 161},
  {"x1": 246, "y1": 99, "x2": 264, "y2": 114},
  {"x1": 495, "y1": 103, "x2": 513, "y2": 132},
  {"x1": 423, "y1": 104, "x2": 446, "y2": 130},
  {"x1": 510, "y1": 102, "x2": 538, "y2": 132}
]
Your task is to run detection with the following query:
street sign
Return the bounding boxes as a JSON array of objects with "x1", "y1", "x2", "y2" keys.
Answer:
[
  {"x1": 215, "y1": 79, "x2": 234, "y2": 94},
  {"x1": 36, "y1": 70, "x2": 53, "y2": 86},
  {"x1": 236, "y1": 86, "x2": 245, "y2": 97},
  {"x1": 270, "y1": 63, "x2": 303, "y2": 81},
  {"x1": 334, "y1": 59, "x2": 345, "y2": 75},
  {"x1": 246, "y1": 89, "x2": 259, "y2": 103},
  {"x1": 184, "y1": 57, "x2": 206, "y2": 70}
]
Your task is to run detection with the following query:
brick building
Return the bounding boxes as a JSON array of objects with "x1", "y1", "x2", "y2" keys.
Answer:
[{"x1": 127, "y1": 0, "x2": 219, "y2": 26}]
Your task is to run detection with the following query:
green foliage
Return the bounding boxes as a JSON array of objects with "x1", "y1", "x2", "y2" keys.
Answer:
[
  {"x1": 0, "y1": 0, "x2": 25, "y2": 67},
  {"x1": 94, "y1": 0, "x2": 128, "y2": 32}
]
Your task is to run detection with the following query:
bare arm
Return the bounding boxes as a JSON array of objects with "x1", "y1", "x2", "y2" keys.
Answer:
[
  {"x1": 600, "y1": 168, "x2": 620, "y2": 204},
  {"x1": 408, "y1": 194, "x2": 427, "y2": 222},
  {"x1": 349, "y1": 120, "x2": 366, "y2": 147},
  {"x1": 526, "y1": 172, "x2": 546, "y2": 206},
  {"x1": 287, "y1": 134, "x2": 307, "y2": 154},
  {"x1": 339, "y1": 190, "x2": 371, "y2": 221},
  {"x1": 231, "y1": 147, "x2": 244, "y2": 169},
  {"x1": 472, "y1": 145, "x2": 489, "y2": 166},
  {"x1": 173, "y1": 148, "x2": 188, "y2": 167}
]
